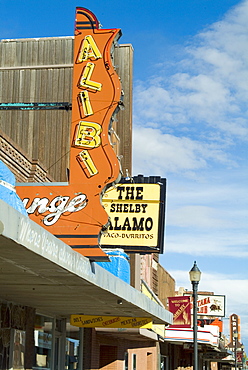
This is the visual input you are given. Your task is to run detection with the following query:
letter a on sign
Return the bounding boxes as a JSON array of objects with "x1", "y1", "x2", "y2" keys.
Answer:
[{"x1": 77, "y1": 35, "x2": 102, "y2": 62}]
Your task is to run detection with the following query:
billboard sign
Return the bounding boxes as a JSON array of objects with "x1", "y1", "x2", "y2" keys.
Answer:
[
  {"x1": 16, "y1": 8, "x2": 122, "y2": 260},
  {"x1": 189, "y1": 294, "x2": 225, "y2": 317}
]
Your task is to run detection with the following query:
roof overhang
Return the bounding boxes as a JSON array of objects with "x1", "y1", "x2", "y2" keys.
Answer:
[
  {"x1": 95, "y1": 328, "x2": 159, "y2": 341},
  {"x1": 0, "y1": 200, "x2": 172, "y2": 325},
  {"x1": 165, "y1": 326, "x2": 219, "y2": 347},
  {"x1": 203, "y1": 351, "x2": 235, "y2": 363},
  {"x1": 164, "y1": 326, "x2": 233, "y2": 362}
]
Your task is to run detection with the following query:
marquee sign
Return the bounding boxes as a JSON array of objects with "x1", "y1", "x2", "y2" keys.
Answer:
[
  {"x1": 70, "y1": 315, "x2": 153, "y2": 329},
  {"x1": 101, "y1": 184, "x2": 163, "y2": 251},
  {"x1": 101, "y1": 184, "x2": 160, "y2": 247},
  {"x1": 101, "y1": 176, "x2": 166, "y2": 253},
  {"x1": 16, "y1": 8, "x2": 122, "y2": 260},
  {"x1": 229, "y1": 313, "x2": 241, "y2": 346}
]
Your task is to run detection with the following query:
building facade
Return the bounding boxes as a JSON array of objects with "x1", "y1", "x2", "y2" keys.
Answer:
[{"x1": 0, "y1": 10, "x2": 174, "y2": 370}]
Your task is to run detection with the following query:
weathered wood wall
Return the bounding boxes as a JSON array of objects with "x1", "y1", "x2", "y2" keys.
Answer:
[
  {"x1": 157, "y1": 264, "x2": 176, "y2": 309},
  {"x1": 114, "y1": 44, "x2": 133, "y2": 177},
  {"x1": 0, "y1": 37, "x2": 133, "y2": 181}
]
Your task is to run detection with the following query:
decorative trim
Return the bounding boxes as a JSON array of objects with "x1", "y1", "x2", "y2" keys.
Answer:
[
  {"x1": 0, "y1": 132, "x2": 54, "y2": 183},
  {"x1": 0, "y1": 180, "x2": 16, "y2": 191}
]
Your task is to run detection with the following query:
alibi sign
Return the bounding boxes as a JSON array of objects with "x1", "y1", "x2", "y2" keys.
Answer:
[{"x1": 16, "y1": 8, "x2": 122, "y2": 260}]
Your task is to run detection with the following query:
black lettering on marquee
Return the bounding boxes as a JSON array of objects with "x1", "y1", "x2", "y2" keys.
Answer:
[
  {"x1": 109, "y1": 203, "x2": 148, "y2": 213},
  {"x1": 122, "y1": 217, "x2": 132, "y2": 230},
  {"x1": 108, "y1": 217, "x2": 153, "y2": 231},
  {"x1": 133, "y1": 217, "x2": 144, "y2": 231},
  {"x1": 116, "y1": 186, "x2": 144, "y2": 200}
]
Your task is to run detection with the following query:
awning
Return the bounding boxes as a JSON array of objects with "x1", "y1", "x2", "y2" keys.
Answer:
[
  {"x1": 0, "y1": 200, "x2": 172, "y2": 325},
  {"x1": 95, "y1": 328, "x2": 159, "y2": 341}
]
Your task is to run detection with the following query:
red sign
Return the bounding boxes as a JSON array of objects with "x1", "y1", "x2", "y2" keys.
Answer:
[
  {"x1": 168, "y1": 296, "x2": 191, "y2": 328},
  {"x1": 236, "y1": 351, "x2": 243, "y2": 363},
  {"x1": 230, "y1": 313, "x2": 241, "y2": 345}
]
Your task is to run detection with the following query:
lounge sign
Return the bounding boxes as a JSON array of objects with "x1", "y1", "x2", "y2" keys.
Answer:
[
  {"x1": 101, "y1": 184, "x2": 161, "y2": 248},
  {"x1": 16, "y1": 8, "x2": 122, "y2": 259},
  {"x1": 70, "y1": 315, "x2": 153, "y2": 329}
]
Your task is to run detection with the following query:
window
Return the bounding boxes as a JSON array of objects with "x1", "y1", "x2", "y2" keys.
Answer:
[
  {"x1": 66, "y1": 322, "x2": 80, "y2": 370},
  {"x1": 160, "y1": 356, "x2": 168, "y2": 370},
  {"x1": 132, "y1": 354, "x2": 136, "y2": 370},
  {"x1": 33, "y1": 315, "x2": 53, "y2": 370},
  {"x1": 124, "y1": 352, "x2": 128, "y2": 370}
]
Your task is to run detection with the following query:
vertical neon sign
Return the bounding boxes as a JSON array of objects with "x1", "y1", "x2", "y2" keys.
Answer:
[{"x1": 17, "y1": 8, "x2": 122, "y2": 259}]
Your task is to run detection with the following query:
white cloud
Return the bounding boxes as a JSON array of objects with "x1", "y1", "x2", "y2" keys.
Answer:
[
  {"x1": 132, "y1": 0, "x2": 248, "y2": 346},
  {"x1": 132, "y1": 0, "x2": 248, "y2": 261},
  {"x1": 133, "y1": 0, "x2": 248, "y2": 177},
  {"x1": 133, "y1": 127, "x2": 206, "y2": 174},
  {"x1": 133, "y1": 126, "x2": 234, "y2": 176},
  {"x1": 166, "y1": 177, "x2": 248, "y2": 230},
  {"x1": 168, "y1": 205, "x2": 232, "y2": 229},
  {"x1": 165, "y1": 233, "x2": 248, "y2": 257}
]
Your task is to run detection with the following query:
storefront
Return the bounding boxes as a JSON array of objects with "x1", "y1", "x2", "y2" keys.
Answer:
[
  {"x1": 0, "y1": 7, "x2": 173, "y2": 369},
  {"x1": 161, "y1": 326, "x2": 232, "y2": 370},
  {"x1": 0, "y1": 199, "x2": 172, "y2": 369}
]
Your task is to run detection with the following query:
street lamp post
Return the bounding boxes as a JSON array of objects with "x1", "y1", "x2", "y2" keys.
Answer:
[
  {"x1": 189, "y1": 261, "x2": 201, "y2": 370},
  {"x1": 241, "y1": 344, "x2": 245, "y2": 370},
  {"x1": 233, "y1": 331, "x2": 238, "y2": 370}
]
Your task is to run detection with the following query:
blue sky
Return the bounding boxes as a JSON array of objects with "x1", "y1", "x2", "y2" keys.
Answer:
[{"x1": 1, "y1": 0, "x2": 247, "y2": 348}]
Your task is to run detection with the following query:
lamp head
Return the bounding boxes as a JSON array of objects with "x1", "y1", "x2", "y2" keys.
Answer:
[{"x1": 189, "y1": 261, "x2": 201, "y2": 283}]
